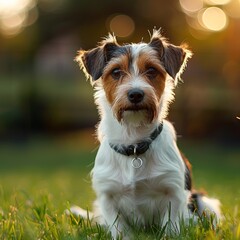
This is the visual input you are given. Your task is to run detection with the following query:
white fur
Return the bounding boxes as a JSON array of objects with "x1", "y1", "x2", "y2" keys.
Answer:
[
  {"x1": 71, "y1": 77, "x2": 193, "y2": 239},
  {"x1": 195, "y1": 195, "x2": 222, "y2": 221},
  {"x1": 91, "y1": 118, "x2": 192, "y2": 238},
  {"x1": 70, "y1": 40, "x2": 221, "y2": 239}
]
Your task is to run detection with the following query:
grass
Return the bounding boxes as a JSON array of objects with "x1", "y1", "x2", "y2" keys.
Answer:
[{"x1": 0, "y1": 131, "x2": 239, "y2": 239}]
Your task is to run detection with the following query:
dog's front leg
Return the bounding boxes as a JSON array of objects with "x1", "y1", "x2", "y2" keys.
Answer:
[
  {"x1": 161, "y1": 200, "x2": 181, "y2": 233},
  {"x1": 161, "y1": 193, "x2": 189, "y2": 234},
  {"x1": 98, "y1": 194, "x2": 129, "y2": 240}
]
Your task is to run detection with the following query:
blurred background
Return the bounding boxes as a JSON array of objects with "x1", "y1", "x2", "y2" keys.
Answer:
[
  {"x1": 0, "y1": 0, "x2": 239, "y2": 144},
  {"x1": 0, "y1": 0, "x2": 239, "y2": 207}
]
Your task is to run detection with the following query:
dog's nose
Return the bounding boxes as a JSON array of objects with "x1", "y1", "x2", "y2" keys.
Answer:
[{"x1": 128, "y1": 89, "x2": 144, "y2": 104}]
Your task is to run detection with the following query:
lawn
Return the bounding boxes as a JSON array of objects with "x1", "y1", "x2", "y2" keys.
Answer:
[{"x1": 0, "y1": 130, "x2": 239, "y2": 239}]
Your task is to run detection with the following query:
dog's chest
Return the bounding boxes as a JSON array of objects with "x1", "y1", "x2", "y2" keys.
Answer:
[
  {"x1": 93, "y1": 128, "x2": 185, "y2": 224},
  {"x1": 110, "y1": 173, "x2": 177, "y2": 224},
  {"x1": 116, "y1": 175, "x2": 174, "y2": 204}
]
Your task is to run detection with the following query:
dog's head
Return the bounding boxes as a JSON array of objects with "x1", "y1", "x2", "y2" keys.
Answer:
[{"x1": 76, "y1": 30, "x2": 192, "y2": 126}]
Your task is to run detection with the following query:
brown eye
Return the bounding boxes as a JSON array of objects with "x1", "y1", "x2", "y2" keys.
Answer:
[
  {"x1": 146, "y1": 67, "x2": 158, "y2": 79},
  {"x1": 111, "y1": 68, "x2": 122, "y2": 80}
]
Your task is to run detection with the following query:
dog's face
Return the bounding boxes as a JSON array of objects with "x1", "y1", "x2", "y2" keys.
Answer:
[{"x1": 77, "y1": 30, "x2": 192, "y2": 126}]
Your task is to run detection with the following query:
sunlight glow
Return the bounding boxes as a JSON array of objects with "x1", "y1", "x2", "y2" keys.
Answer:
[
  {"x1": 179, "y1": 0, "x2": 239, "y2": 36},
  {"x1": 224, "y1": 0, "x2": 240, "y2": 18},
  {"x1": 0, "y1": 0, "x2": 32, "y2": 14},
  {"x1": 0, "y1": 0, "x2": 36, "y2": 37},
  {"x1": 1, "y1": 13, "x2": 26, "y2": 29},
  {"x1": 179, "y1": 0, "x2": 203, "y2": 13},
  {"x1": 204, "y1": 0, "x2": 231, "y2": 5},
  {"x1": 200, "y1": 7, "x2": 228, "y2": 31}
]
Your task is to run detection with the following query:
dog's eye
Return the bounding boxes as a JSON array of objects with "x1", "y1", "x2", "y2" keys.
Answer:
[
  {"x1": 145, "y1": 67, "x2": 158, "y2": 79},
  {"x1": 111, "y1": 68, "x2": 122, "y2": 80}
]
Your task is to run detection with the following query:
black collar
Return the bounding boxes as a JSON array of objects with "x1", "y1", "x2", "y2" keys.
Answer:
[{"x1": 109, "y1": 123, "x2": 163, "y2": 156}]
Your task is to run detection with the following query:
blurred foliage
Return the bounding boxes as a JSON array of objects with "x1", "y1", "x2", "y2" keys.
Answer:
[{"x1": 0, "y1": 0, "x2": 239, "y2": 142}]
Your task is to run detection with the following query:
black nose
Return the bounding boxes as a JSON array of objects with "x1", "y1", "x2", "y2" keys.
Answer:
[{"x1": 127, "y1": 89, "x2": 144, "y2": 104}]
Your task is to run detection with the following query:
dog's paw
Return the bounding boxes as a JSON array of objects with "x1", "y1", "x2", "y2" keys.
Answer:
[{"x1": 65, "y1": 205, "x2": 94, "y2": 219}]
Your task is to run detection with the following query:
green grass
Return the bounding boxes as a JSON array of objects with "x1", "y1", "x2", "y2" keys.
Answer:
[{"x1": 0, "y1": 132, "x2": 239, "y2": 239}]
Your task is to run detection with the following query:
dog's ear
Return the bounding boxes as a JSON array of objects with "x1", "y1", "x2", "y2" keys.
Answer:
[
  {"x1": 162, "y1": 44, "x2": 192, "y2": 83},
  {"x1": 149, "y1": 30, "x2": 192, "y2": 84},
  {"x1": 76, "y1": 35, "x2": 119, "y2": 81}
]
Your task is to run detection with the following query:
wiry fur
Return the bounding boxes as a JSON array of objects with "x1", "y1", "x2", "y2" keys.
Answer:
[{"x1": 70, "y1": 30, "x2": 221, "y2": 239}]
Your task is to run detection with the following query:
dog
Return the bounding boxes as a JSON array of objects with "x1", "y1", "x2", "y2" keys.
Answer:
[{"x1": 70, "y1": 29, "x2": 221, "y2": 239}]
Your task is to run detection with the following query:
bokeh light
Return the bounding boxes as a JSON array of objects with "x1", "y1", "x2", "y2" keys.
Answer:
[
  {"x1": 224, "y1": 0, "x2": 240, "y2": 18},
  {"x1": 0, "y1": 0, "x2": 31, "y2": 14},
  {"x1": 108, "y1": 14, "x2": 135, "y2": 38},
  {"x1": 205, "y1": 0, "x2": 231, "y2": 5},
  {"x1": 0, "y1": 0, "x2": 36, "y2": 37},
  {"x1": 179, "y1": 0, "x2": 203, "y2": 14},
  {"x1": 199, "y1": 7, "x2": 228, "y2": 31},
  {"x1": 179, "y1": 0, "x2": 239, "y2": 35},
  {"x1": 1, "y1": 12, "x2": 26, "y2": 36}
]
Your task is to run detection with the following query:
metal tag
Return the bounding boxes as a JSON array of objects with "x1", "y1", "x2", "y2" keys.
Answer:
[{"x1": 131, "y1": 157, "x2": 143, "y2": 168}]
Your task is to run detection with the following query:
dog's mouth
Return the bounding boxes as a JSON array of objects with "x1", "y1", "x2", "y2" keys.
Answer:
[
  {"x1": 125, "y1": 105, "x2": 148, "y2": 112},
  {"x1": 119, "y1": 106, "x2": 148, "y2": 116},
  {"x1": 116, "y1": 105, "x2": 157, "y2": 124}
]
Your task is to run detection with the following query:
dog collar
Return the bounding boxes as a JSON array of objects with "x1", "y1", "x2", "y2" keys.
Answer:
[{"x1": 109, "y1": 122, "x2": 163, "y2": 158}]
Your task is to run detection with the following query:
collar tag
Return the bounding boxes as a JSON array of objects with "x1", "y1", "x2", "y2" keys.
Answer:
[
  {"x1": 131, "y1": 157, "x2": 143, "y2": 168},
  {"x1": 131, "y1": 146, "x2": 143, "y2": 168}
]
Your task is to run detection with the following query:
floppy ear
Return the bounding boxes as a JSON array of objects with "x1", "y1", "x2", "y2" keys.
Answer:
[
  {"x1": 149, "y1": 31, "x2": 192, "y2": 84},
  {"x1": 76, "y1": 36, "x2": 119, "y2": 81}
]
